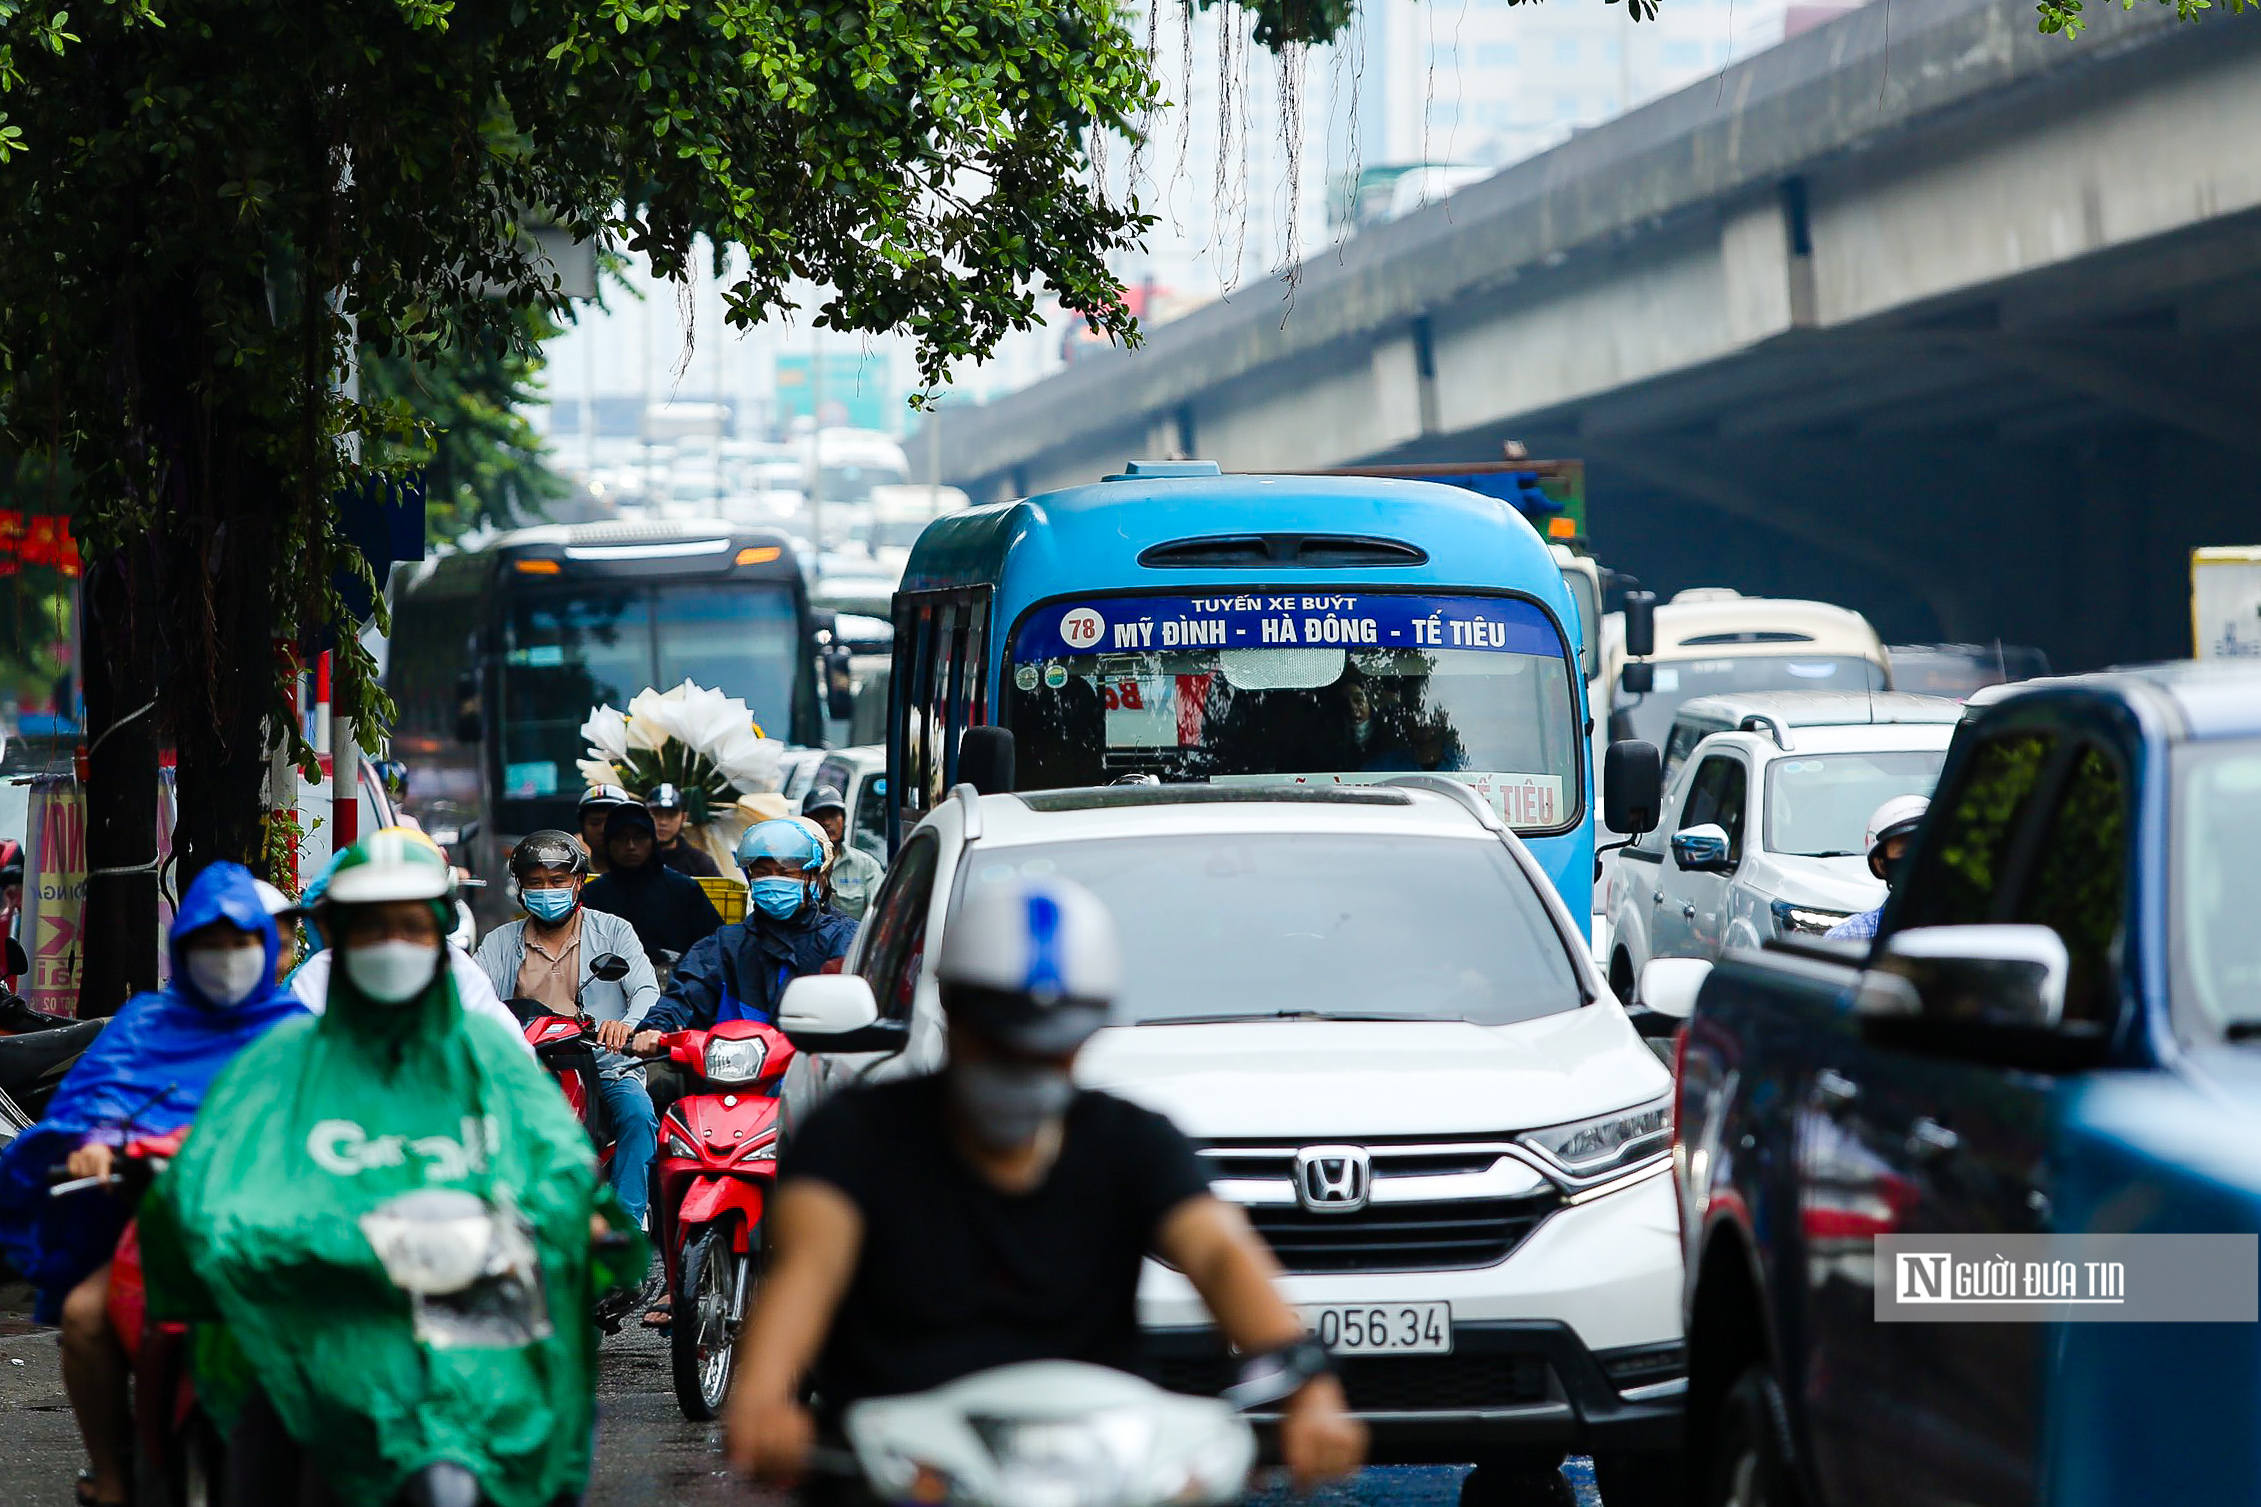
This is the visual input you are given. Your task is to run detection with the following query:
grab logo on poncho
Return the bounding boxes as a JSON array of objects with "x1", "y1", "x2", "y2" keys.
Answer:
[{"x1": 307, "y1": 1116, "x2": 500, "y2": 1181}]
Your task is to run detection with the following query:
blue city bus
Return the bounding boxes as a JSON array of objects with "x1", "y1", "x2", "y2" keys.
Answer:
[{"x1": 889, "y1": 462, "x2": 1603, "y2": 916}]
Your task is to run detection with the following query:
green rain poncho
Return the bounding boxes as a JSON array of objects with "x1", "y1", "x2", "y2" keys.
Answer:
[{"x1": 140, "y1": 944, "x2": 646, "y2": 1507}]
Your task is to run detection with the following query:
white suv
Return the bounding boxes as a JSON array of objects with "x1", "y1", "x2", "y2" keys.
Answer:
[
  {"x1": 1602, "y1": 692, "x2": 1961, "y2": 1001},
  {"x1": 780, "y1": 780, "x2": 1684, "y2": 1502}
]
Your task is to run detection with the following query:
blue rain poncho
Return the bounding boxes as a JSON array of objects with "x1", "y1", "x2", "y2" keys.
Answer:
[{"x1": 0, "y1": 862, "x2": 305, "y2": 1320}]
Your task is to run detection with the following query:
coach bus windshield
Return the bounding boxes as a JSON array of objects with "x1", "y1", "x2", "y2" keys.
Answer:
[
  {"x1": 498, "y1": 583, "x2": 801, "y2": 821},
  {"x1": 1003, "y1": 591, "x2": 1581, "y2": 830}
]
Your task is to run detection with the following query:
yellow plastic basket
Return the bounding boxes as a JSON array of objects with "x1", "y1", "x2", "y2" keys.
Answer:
[{"x1": 696, "y1": 874, "x2": 748, "y2": 925}]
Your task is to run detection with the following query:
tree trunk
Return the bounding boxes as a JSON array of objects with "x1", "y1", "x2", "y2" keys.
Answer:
[{"x1": 76, "y1": 540, "x2": 162, "y2": 1018}]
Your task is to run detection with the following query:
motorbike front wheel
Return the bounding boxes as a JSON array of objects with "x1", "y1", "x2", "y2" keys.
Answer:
[{"x1": 670, "y1": 1224, "x2": 754, "y2": 1421}]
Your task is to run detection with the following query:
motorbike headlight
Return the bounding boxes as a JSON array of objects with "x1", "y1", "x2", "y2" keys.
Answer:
[
  {"x1": 703, "y1": 1036, "x2": 769, "y2": 1086},
  {"x1": 1517, "y1": 1095, "x2": 1673, "y2": 1184},
  {"x1": 740, "y1": 1138, "x2": 778, "y2": 1163},
  {"x1": 1771, "y1": 898, "x2": 1850, "y2": 936},
  {"x1": 662, "y1": 1131, "x2": 698, "y2": 1161},
  {"x1": 974, "y1": 1410, "x2": 1157, "y2": 1507}
]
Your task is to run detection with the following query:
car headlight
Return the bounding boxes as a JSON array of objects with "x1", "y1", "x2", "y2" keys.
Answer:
[
  {"x1": 704, "y1": 1036, "x2": 769, "y2": 1086},
  {"x1": 1771, "y1": 898, "x2": 1850, "y2": 936},
  {"x1": 1518, "y1": 1096, "x2": 1673, "y2": 1184}
]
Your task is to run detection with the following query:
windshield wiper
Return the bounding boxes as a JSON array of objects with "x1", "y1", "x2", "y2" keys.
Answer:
[
  {"x1": 1786, "y1": 850, "x2": 1860, "y2": 858},
  {"x1": 1139, "y1": 1010, "x2": 1421, "y2": 1027}
]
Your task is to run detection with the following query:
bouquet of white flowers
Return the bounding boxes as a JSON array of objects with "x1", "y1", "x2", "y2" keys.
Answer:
[{"x1": 577, "y1": 681, "x2": 785, "y2": 823}]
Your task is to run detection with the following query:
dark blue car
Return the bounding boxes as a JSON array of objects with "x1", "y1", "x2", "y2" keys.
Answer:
[{"x1": 1668, "y1": 663, "x2": 2261, "y2": 1507}]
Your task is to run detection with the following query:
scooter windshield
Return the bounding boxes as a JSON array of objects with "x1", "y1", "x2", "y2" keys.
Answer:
[{"x1": 359, "y1": 1187, "x2": 553, "y2": 1350}]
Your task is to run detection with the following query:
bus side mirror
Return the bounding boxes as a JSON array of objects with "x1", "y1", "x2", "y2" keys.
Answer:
[
  {"x1": 1604, "y1": 740, "x2": 1662, "y2": 837},
  {"x1": 453, "y1": 671, "x2": 482, "y2": 745},
  {"x1": 1621, "y1": 661, "x2": 1655, "y2": 695},
  {"x1": 1623, "y1": 590, "x2": 1657, "y2": 659},
  {"x1": 958, "y1": 727, "x2": 1016, "y2": 796},
  {"x1": 824, "y1": 644, "x2": 855, "y2": 722}
]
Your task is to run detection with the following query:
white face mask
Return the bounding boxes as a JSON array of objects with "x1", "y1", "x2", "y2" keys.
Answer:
[
  {"x1": 344, "y1": 940, "x2": 441, "y2": 1005},
  {"x1": 184, "y1": 947, "x2": 267, "y2": 1008}
]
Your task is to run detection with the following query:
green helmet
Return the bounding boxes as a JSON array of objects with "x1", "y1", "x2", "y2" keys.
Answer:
[{"x1": 323, "y1": 828, "x2": 456, "y2": 906}]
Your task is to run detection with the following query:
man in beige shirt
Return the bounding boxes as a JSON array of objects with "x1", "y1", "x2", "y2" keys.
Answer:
[{"x1": 515, "y1": 901, "x2": 582, "y2": 1013}]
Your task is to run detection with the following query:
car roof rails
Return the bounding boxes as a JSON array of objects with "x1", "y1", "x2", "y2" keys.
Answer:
[
  {"x1": 1738, "y1": 713, "x2": 1794, "y2": 751},
  {"x1": 950, "y1": 782, "x2": 984, "y2": 842},
  {"x1": 1381, "y1": 774, "x2": 1506, "y2": 833}
]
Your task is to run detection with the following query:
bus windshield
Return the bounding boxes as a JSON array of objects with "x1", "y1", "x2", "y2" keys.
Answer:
[
  {"x1": 1003, "y1": 591, "x2": 1580, "y2": 829},
  {"x1": 1618, "y1": 654, "x2": 1886, "y2": 747},
  {"x1": 499, "y1": 582, "x2": 801, "y2": 814}
]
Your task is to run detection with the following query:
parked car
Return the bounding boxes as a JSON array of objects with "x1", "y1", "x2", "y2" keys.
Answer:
[
  {"x1": 807, "y1": 744, "x2": 886, "y2": 866},
  {"x1": 777, "y1": 779, "x2": 1686, "y2": 1504},
  {"x1": 1604, "y1": 693, "x2": 1962, "y2": 1000},
  {"x1": 1665, "y1": 663, "x2": 2261, "y2": 1507}
]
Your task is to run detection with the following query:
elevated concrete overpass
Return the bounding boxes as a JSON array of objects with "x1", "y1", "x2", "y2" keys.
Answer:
[{"x1": 931, "y1": 0, "x2": 2261, "y2": 668}]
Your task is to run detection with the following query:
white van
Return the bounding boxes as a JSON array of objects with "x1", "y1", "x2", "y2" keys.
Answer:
[{"x1": 1598, "y1": 590, "x2": 1890, "y2": 756}]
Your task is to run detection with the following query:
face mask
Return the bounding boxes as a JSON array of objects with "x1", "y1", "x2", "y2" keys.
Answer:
[
  {"x1": 344, "y1": 940, "x2": 441, "y2": 1005},
  {"x1": 948, "y1": 1058, "x2": 1078, "y2": 1150},
  {"x1": 522, "y1": 886, "x2": 578, "y2": 924},
  {"x1": 749, "y1": 876, "x2": 810, "y2": 920},
  {"x1": 185, "y1": 946, "x2": 267, "y2": 1008},
  {"x1": 1353, "y1": 717, "x2": 1372, "y2": 743}
]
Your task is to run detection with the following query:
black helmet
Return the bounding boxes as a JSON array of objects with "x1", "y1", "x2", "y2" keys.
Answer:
[
  {"x1": 510, "y1": 829, "x2": 590, "y2": 879},
  {"x1": 801, "y1": 785, "x2": 848, "y2": 819},
  {"x1": 644, "y1": 782, "x2": 687, "y2": 813}
]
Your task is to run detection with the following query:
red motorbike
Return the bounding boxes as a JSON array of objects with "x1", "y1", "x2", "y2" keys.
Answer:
[
  {"x1": 646, "y1": 1018, "x2": 794, "y2": 1421},
  {"x1": 510, "y1": 951, "x2": 637, "y2": 1331},
  {"x1": 50, "y1": 1125, "x2": 228, "y2": 1502}
]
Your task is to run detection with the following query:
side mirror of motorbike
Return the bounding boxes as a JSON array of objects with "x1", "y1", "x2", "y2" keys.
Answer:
[
  {"x1": 4, "y1": 937, "x2": 25, "y2": 978},
  {"x1": 589, "y1": 953, "x2": 631, "y2": 983},
  {"x1": 778, "y1": 974, "x2": 910, "y2": 1055}
]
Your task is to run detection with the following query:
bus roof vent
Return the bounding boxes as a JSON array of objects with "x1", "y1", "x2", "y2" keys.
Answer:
[
  {"x1": 1138, "y1": 533, "x2": 1429, "y2": 569},
  {"x1": 1103, "y1": 459, "x2": 1224, "y2": 481}
]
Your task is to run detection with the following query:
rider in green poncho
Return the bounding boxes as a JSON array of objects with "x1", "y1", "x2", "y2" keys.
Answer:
[{"x1": 140, "y1": 831, "x2": 646, "y2": 1507}]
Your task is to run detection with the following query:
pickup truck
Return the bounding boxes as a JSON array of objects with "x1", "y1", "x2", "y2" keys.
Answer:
[{"x1": 1655, "y1": 663, "x2": 2261, "y2": 1507}]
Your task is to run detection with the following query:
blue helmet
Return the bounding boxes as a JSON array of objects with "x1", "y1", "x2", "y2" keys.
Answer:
[{"x1": 736, "y1": 818, "x2": 825, "y2": 873}]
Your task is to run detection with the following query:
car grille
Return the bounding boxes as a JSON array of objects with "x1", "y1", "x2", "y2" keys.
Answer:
[
  {"x1": 1198, "y1": 1140, "x2": 1559, "y2": 1274},
  {"x1": 1150, "y1": 1350, "x2": 1551, "y2": 1412},
  {"x1": 1244, "y1": 1198, "x2": 1554, "y2": 1273}
]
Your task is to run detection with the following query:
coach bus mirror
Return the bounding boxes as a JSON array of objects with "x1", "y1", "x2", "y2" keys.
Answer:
[
  {"x1": 959, "y1": 726, "x2": 1017, "y2": 797},
  {"x1": 824, "y1": 644, "x2": 856, "y2": 722},
  {"x1": 589, "y1": 953, "x2": 631, "y2": 984},
  {"x1": 1603, "y1": 739, "x2": 1662, "y2": 836},
  {"x1": 452, "y1": 671, "x2": 482, "y2": 745},
  {"x1": 1620, "y1": 661, "x2": 1655, "y2": 695},
  {"x1": 1623, "y1": 590, "x2": 1657, "y2": 659}
]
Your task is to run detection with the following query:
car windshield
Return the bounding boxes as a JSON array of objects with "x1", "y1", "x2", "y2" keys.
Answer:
[
  {"x1": 2175, "y1": 740, "x2": 2261, "y2": 1040},
  {"x1": 957, "y1": 833, "x2": 1584, "y2": 1028},
  {"x1": 498, "y1": 582, "x2": 799, "y2": 823},
  {"x1": 1765, "y1": 750, "x2": 1949, "y2": 856},
  {"x1": 1618, "y1": 656, "x2": 1886, "y2": 747},
  {"x1": 1005, "y1": 592, "x2": 1581, "y2": 831}
]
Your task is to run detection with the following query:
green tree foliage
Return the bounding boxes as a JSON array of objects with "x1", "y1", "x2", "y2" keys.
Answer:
[{"x1": 361, "y1": 305, "x2": 568, "y2": 546}]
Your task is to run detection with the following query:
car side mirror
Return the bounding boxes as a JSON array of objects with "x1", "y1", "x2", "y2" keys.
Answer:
[
  {"x1": 777, "y1": 974, "x2": 911, "y2": 1055},
  {"x1": 1620, "y1": 661, "x2": 1655, "y2": 696},
  {"x1": 589, "y1": 952, "x2": 631, "y2": 983},
  {"x1": 1622, "y1": 589, "x2": 1657, "y2": 659},
  {"x1": 1670, "y1": 823, "x2": 1734, "y2": 873},
  {"x1": 1854, "y1": 925, "x2": 2095, "y2": 1065},
  {"x1": 1636, "y1": 957, "x2": 1712, "y2": 1021},
  {"x1": 957, "y1": 726, "x2": 1016, "y2": 797},
  {"x1": 1603, "y1": 739, "x2": 1662, "y2": 836}
]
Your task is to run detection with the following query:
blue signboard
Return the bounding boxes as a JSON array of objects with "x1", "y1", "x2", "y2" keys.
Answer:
[{"x1": 1011, "y1": 592, "x2": 1563, "y2": 662}]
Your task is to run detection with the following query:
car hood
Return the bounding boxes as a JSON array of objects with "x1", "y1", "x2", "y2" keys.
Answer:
[
  {"x1": 1756, "y1": 853, "x2": 1885, "y2": 914},
  {"x1": 1075, "y1": 1007, "x2": 1671, "y2": 1140}
]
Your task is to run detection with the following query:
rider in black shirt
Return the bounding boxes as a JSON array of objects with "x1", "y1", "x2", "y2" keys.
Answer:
[
  {"x1": 724, "y1": 876, "x2": 1365, "y2": 1491},
  {"x1": 579, "y1": 803, "x2": 722, "y2": 967}
]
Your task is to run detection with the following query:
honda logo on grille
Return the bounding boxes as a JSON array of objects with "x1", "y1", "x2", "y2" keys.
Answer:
[{"x1": 1295, "y1": 1145, "x2": 1372, "y2": 1213}]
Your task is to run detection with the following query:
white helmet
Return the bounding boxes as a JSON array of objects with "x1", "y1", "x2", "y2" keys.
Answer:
[
  {"x1": 1865, "y1": 794, "x2": 1931, "y2": 866},
  {"x1": 935, "y1": 876, "x2": 1122, "y2": 1053}
]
